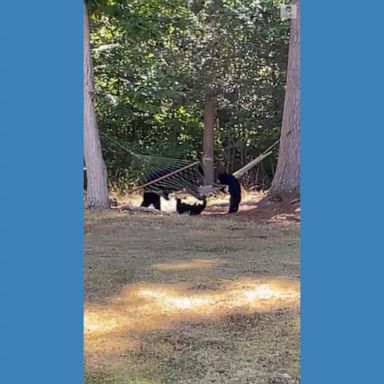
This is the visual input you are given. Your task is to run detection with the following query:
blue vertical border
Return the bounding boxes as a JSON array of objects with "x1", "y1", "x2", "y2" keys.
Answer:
[
  {"x1": 302, "y1": 1, "x2": 384, "y2": 383},
  {"x1": 0, "y1": 1, "x2": 83, "y2": 383}
]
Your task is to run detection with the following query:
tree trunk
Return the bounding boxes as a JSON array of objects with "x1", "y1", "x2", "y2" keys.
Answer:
[
  {"x1": 202, "y1": 0, "x2": 218, "y2": 186},
  {"x1": 270, "y1": 0, "x2": 300, "y2": 199},
  {"x1": 83, "y1": 3, "x2": 110, "y2": 209},
  {"x1": 202, "y1": 94, "x2": 215, "y2": 185}
]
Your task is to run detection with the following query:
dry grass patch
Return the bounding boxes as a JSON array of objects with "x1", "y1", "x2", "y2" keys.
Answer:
[{"x1": 85, "y1": 210, "x2": 300, "y2": 384}]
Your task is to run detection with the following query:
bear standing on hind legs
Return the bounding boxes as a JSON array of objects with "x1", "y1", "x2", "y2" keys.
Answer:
[{"x1": 218, "y1": 173, "x2": 242, "y2": 213}]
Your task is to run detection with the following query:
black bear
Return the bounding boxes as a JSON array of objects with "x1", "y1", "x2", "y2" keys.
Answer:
[
  {"x1": 176, "y1": 198, "x2": 207, "y2": 215},
  {"x1": 139, "y1": 166, "x2": 176, "y2": 211},
  {"x1": 141, "y1": 192, "x2": 161, "y2": 210},
  {"x1": 218, "y1": 173, "x2": 241, "y2": 213},
  {"x1": 141, "y1": 191, "x2": 169, "y2": 211}
]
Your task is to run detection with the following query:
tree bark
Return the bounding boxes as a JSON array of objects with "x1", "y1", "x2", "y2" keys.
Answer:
[
  {"x1": 202, "y1": 94, "x2": 215, "y2": 185},
  {"x1": 84, "y1": 3, "x2": 110, "y2": 209},
  {"x1": 201, "y1": 1, "x2": 218, "y2": 186},
  {"x1": 270, "y1": 0, "x2": 300, "y2": 199}
]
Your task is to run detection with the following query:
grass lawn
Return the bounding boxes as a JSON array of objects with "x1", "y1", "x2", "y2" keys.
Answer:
[{"x1": 84, "y1": 207, "x2": 300, "y2": 384}]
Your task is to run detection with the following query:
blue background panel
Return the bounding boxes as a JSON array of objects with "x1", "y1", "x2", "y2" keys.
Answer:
[
  {"x1": 302, "y1": 1, "x2": 384, "y2": 383},
  {"x1": 0, "y1": 1, "x2": 83, "y2": 383}
]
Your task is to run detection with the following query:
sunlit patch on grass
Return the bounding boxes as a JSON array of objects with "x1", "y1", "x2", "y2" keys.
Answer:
[
  {"x1": 84, "y1": 311, "x2": 120, "y2": 334},
  {"x1": 139, "y1": 288, "x2": 215, "y2": 310},
  {"x1": 84, "y1": 278, "x2": 299, "y2": 368},
  {"x1": 151, "y1": 258, "x2": 224, "y2": 272},
  {"x1": 242, "y1": 283, "x2": 297, "y2": 301}
]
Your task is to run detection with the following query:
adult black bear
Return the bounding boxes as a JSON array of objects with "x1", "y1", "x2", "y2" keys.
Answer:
[
  {"x1": 218, "y1": 173, "x2": 241, "y2": 213},
  {"x1": 176, "y1": 198, "x2": 207, "y2": 215}
]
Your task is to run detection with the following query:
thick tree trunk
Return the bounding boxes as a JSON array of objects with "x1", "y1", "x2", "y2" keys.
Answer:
[
  {"x1": 270, "y1": 0, "x2": 300, "y2": 199},
  {"x1": 83, "y1": 4, "x2": 110, "y2": 209},
  {"x1": 202, "y1": 94, "x2": 215, "y2": 185}
]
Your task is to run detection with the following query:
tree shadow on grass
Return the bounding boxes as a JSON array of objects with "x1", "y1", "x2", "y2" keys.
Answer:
[{"x1": 85, "y1": 277, "x2": 300, "y2": 381}]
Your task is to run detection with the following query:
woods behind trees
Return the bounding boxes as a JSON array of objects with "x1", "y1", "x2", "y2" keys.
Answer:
[{"x1": 84, "y1": 0, "x2": 300, "y2": 203}]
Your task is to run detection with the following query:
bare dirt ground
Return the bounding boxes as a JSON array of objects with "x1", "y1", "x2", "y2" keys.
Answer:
[{"x1": 85, "y1": 194, "x2": 300, "y2": 384}]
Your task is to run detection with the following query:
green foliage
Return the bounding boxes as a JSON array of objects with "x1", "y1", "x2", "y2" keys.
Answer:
[{"x1": 89, "y1": 0, "x2": 289, "y2": 189}]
